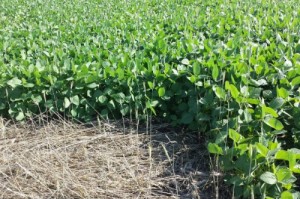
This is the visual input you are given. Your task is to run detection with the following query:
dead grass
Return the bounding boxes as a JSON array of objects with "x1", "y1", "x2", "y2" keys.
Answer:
[{"x1": 0, "y1": 116, "x2": 229, "y2": 199}]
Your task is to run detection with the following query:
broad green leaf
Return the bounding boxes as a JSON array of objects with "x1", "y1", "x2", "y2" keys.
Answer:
[
  {"x1": 147, "y1": 81, "x2": 154, "y2": 89},
  {"x1": 276, "y1": 167, "x2": 297, "y2": 185},
  {"x1": 116, "y1": 68, "x2": 124, "y2": 80},
  {"x1": 264, "y1": 117, "x2": 284, "y2": 130},
  {"x1": 146, "y1": 101, "x2": 156, "y2": 115},
  {"x1": 229, "y1": 129, "x2": 244, "y2": 143},
  {"x1": 70, "y1": 95, "x2": 80, "y2": 106},
  {"x1": 292, "y1": 164, "x2": 300, "y2": 173},
  {"x1": 291, "y1": 76, "x2": 300, "y2": 87},
  {"x1": 64, "y1": 97, "x2": 71, "y2": 108},
  {"x1": 193, "y1": 62, "x2": 200, "y2": 75},
  {"x1": 0, "y1": 103, "x2": 5, "y2": 110},
  {"x1": 7, "y1": 77, "x2": 22, "y2": 88},
  {"x1": 225, "y1": 82, "x2": 239, "y2": 99},
  {"x1": 98, "y1": 96, "x2": 107, "y2": 103},
  {"x1": 23, "y1": 83, "x2": 35, "y2": 88},
  {"x1": 112, "y1": 92, "x2": 125, "y2": 103},
  {"x1": 256, "y1": 142, "x2": 269, "y2": 157},
  {"x1": 212, "y1": 65, "x2": 219, "y2": 81},
  {"x1": 31, "y1": 95, "x2": 43, "y2": 105},
  {"x1": 207, "y1": 143, "x2": 223, "y2": 155},
  {"x1": 270, "y1": 98, "x2": 285, "y2": 109},
  {"x1": 275, "y1": 150, "x2": 289, "y2": 161},
  {"x1": 158, "y1": 87, "x2": 165, "y2": 97},
  {"x1": 87, "y1": 83, "x2": 98, "y2": 89},
  {"x1": 213, "y1": 86, "x2": 226, "y2": 100},
  {"x1": 277, "y1": 87, "x2": 289, "y2": 99},
  {"x1": 215, "y1": 131, "x2": 228, "y2": 144},
  {"x1": 262, "y1": 105, "x2": 278, "y2": 118},
  {"x1": 108, "y1": 100, "x2": 116, "y2": 109},
  {"x1": 181, "y1": 58, "x2": 190, "y2": 65},
  {"x1": 260, "y1": 172, "x2": 277, "y2": 185},
  {"x1": 71, "y1": 109, "x2": 77, "y2": 117},
  {"x1": 281, "y1": 191, "x2": 293, "y2": 199},
  {"x1": 16, "y1": 111, "x2": 25, "y2": 121},
  {"x1": 120, "y1": 105, "x2": 129, "y2": 116}
]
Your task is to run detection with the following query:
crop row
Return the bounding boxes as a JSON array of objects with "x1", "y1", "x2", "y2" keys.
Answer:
[{"x1": 0, "y1": 0, "x2": 300, "y2": 197}]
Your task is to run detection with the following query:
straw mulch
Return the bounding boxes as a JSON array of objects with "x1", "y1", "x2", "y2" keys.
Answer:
[{"x1": 0, "y1": 117, "x2": 225, "y2": 199}]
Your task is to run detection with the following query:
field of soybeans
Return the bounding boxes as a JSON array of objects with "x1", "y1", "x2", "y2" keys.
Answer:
[{"x1": 0, "y1": 0, "x2": 300, "y2": 198}]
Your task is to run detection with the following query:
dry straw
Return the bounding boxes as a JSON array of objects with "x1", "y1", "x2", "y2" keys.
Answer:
[{"x1": 0, "y1": 115, "x2": 228, "y2": 199}]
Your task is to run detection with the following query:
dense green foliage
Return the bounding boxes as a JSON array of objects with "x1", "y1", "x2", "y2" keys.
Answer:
[{"x1": 0, "y1": 0, "x2": 300, "y2": 197}]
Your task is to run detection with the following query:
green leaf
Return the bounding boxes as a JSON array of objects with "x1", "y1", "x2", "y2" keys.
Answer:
[
  {"x1": 112, "y1": 92, "x2": 125, "y2": 103},
  {"x1": 229, "y1": 129, "x2": 244, "y2": 143},
  {"x1": 116, "y1": 68, "x2": 124, "y2": 80},
  {"x1": 23, "y1": 83, "x2": 35, "y2": 88},
  {"x1": 147, "y1": 81, "x2": 154, "y2": 89},
  {"x1": 87, "y1": 83, "x2": 98, "y2": 89},
  {"x1": 260, "y1": 172, "x2": 277, "y2": 185},
  {"x1": 225, "y1": 82, "x2": 239, "y2": 99},
  {"x1": 146, "y1": 101, "x2": 156, "y2": 115},
  {"x1": 275, "y1": 150, "x2": 289, "y2": 161},
  {"x1": 262, "y1": 105, "x2": 278, "y2": 118},
  {"x1": 181, "y1": 58, "x2": 190, "y2": 65},
  {"x1": 70, "y1": 95, "x2": 80, "y2": 106},
  {"x1": 276, "y1": 167, "x2": 297, "y2": 185},
  {"x1": 98, "y1": 96, "x2": 107, "y2": 103},
  {"x1": 215, "y1": 131, "x2": 228, "y2": 144},
  {"x1": 7, "y1": 77, "x2": 22, "y2": 88},
  {"x1": 193, "y1": 62, "x2": 200, "y2": 75},
  {"x1": 71, "y1": 109, "x2": 77, "y2": 117},
  {"x1": 120, "y1": 105, "x2": 129, "y2": 116},
  {"x1": 212, "y1": 65, "x2": 219, "y2": 81},
  {"x1": 213, "y1": 86, "x2": 226, "y2": 100},
  {"x1": 108, "y1": 100, "x2": 116, "y2": 109},
  {"x1": 281, "y1": 191, "x2": 293, "y2": 199},
  {"x1": 158, "y1": 87, "x2": 165, "y2": 97},
  {"x1": 277, "y1": 87, "x2": 289, "y2": 99},
  {"x1": 264, "y1": 117, "x2": 284, "y2": 130},
  {"x1": 256, "y1": 142, "x2": 269, "y2": 157},
  {"x1": 31, "y1": 95, "x2": 43, "y2": 105},
  {"x1": 16, "y1": 111, "x2": 25, "y2": 121},
  {"x1": 64, "y1": 97, "x2": 71, "y2": 108},
  {"x1": 270, "y1": 98, "x2": 285, "y2": 109},
  {"x1": 291, "y1": 76, "x2": 300, "y2": 87},
  {"x1": 207, "y1": 143, "x2": 223, "y2": 155},
  {"x1": 0, "y1": 102, "x2": 5, "y2": 110}
]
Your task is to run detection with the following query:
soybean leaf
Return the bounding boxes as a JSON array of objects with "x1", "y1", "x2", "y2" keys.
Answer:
[
  {"x1": 7, "y1": 77, "x2": 22, "y2": 88},
  {"x1": 207, "y1": 143, "x2": 223, "y2": 155},
  {"x1": 229, "y1": 129, "x2": 244, "y2": 143},
  {"x1": 64, "y1": 97, "x2": 71, "y2": 108},
  {"x1": 276, "y1": 167, "x2": 297, "y2": 185},
  {"x1": 264, "y1": 117, "x2": 284, "y2": 130},
  {"x1": 158, "y1": 87, "x2": 165, "y2": 97},
  {"x1": 256, "y1": 142, "x2": 269, "y2": 157},
  {"x1": 262, "y1": 105, "x2": 278, "y2": 118},
  {"x1": 260, "y1": 172, "x2": 277, "y2": 185},
  {"x1": 291, "y1": 76, "x2": 300, "y2": 87},
  {"x1": 181, "y1": 58, "x2": 190, "y2": 65},
  {"x1": 280, "y1": 191, "x2": 293, "y2": 199},
  {"x1": 212, "y1": 65, "x2": 219, "y2": 81},
  {"x1": 70, "y1": 95, "x2": 80, "y2": 106},
  {"x1": 193, "y1": 62, "x2": 200, "y2": 75},
  {"x1": 16, "y1": 111, "x2": 25, "y2": 121}
]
